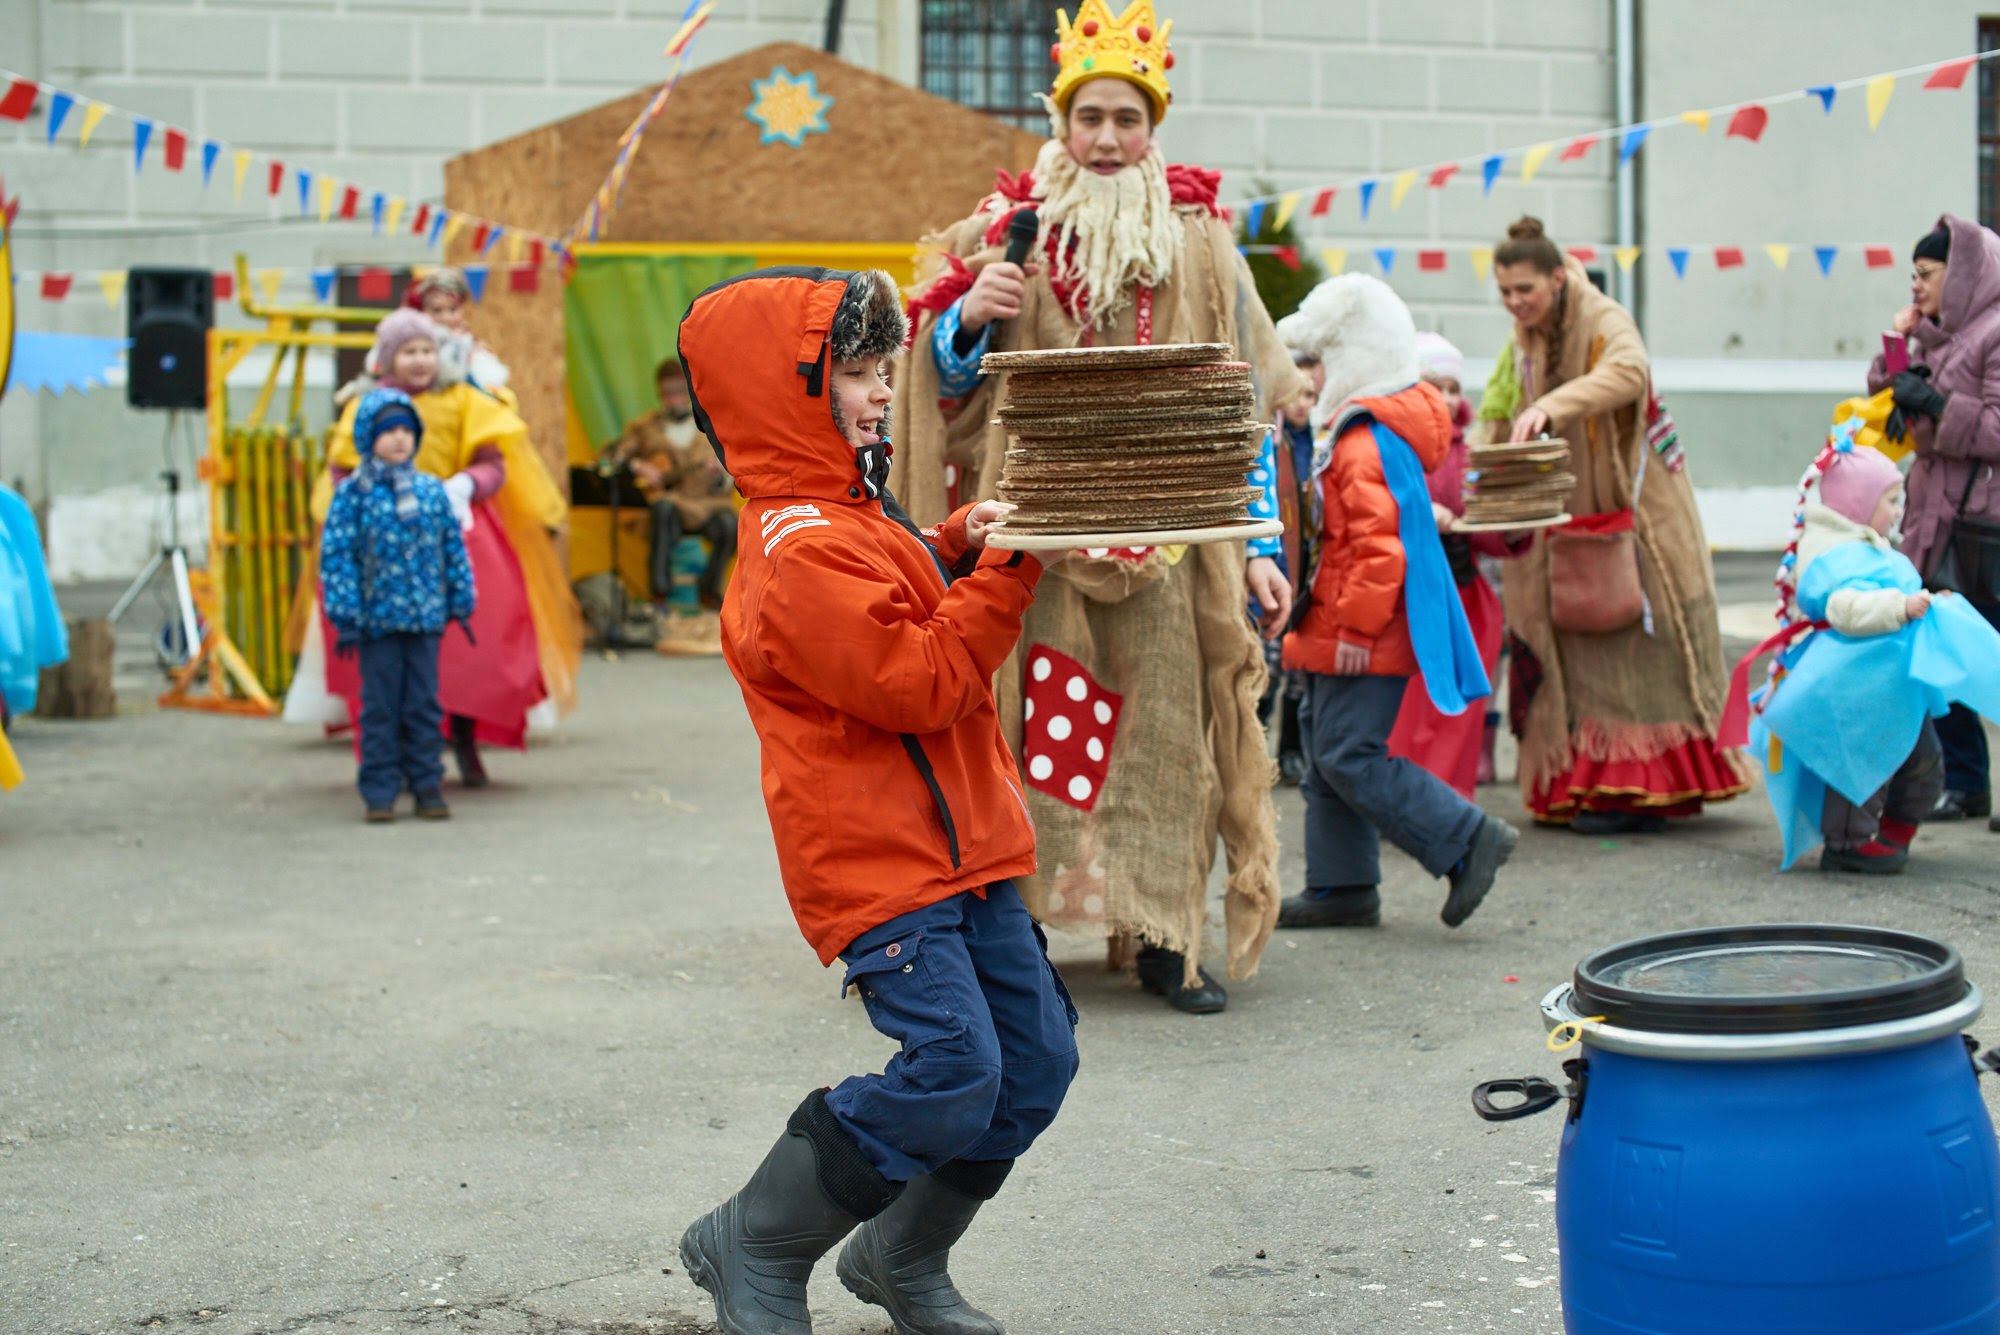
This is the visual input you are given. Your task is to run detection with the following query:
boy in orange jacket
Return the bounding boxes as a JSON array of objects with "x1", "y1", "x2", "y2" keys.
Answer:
[
  {"x1": 674, "y1": 267, "x2": 1077, "y2": 1335},
  {"x1": 1274, "y1": 275, "x2": 1518, "y2": 932}
]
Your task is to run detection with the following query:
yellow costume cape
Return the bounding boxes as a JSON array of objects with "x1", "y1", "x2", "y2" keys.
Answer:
[{"x1": 313, "y1": 382, "x2": 582, "y2": 715}]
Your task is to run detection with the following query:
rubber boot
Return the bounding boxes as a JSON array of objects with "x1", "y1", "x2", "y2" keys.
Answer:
[
  {"x1": 837, "y1": 1159, "x2": 1012, "y2": 1335},
  {"x1": 680, "y1": 1090, "x2": 900, "y2": 1335},
  {"x1": 449, "y1": 714, "x2": 487, "y2": 788}
]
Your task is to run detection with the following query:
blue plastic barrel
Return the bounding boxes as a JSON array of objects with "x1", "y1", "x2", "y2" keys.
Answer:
[{"x1": 1481, "y1": 925, "x2": 2000, "y2": 1334}]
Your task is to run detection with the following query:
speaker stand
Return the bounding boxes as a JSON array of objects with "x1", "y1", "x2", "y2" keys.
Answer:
[{"x1": 108, "y1": 410, "x2": 203, "y2": 667}]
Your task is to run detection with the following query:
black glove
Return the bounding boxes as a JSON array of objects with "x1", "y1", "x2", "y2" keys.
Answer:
[
  {"x1": 333, "y1": 630, "x2": 358, "y2": 660},
  {"x1": 1891, "y1": 368, "x2": 1949, "y2": 421}
]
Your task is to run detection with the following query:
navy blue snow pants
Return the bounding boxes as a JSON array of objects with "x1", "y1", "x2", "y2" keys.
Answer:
[{"x1": 356, "y1": 632, "x2": 444, "y2": 808}]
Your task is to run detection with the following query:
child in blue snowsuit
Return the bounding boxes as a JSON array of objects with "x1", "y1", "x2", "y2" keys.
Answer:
[
  {"x1": 1723, "y1": 428, "x2": 2000, "y2": 872},
  {"x1": 319, "y1": 389, "x2": 475, "y2": 822}
]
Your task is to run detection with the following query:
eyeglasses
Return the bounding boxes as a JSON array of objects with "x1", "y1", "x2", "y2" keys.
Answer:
[{"x1": 1913, "y1": 264, "x2": 1946, "y2": 282}]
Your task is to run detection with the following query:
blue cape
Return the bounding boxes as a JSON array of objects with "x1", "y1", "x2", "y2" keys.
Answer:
[
  {"x1": 1371, "y1": 421, "x2": 1490, "y2": 714},
  {"x1": 1753, "y1": 539, "x2": 2000, "y2": 867},
  {"x1": 0, "y1": 483, "x2": 68, "y2": 715}
]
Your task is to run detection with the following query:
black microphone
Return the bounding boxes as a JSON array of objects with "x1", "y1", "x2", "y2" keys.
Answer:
[{"x1": 1004, "y1": 208, "x2": 1039, "y2": 268}]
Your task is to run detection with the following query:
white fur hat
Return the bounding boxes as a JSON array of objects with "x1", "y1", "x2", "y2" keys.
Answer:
[{"x1": 1275, "y1": 274, "x2": 1420, "y2": 431}]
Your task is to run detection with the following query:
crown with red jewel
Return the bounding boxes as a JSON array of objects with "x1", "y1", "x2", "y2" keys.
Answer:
[{"x1": 1050, "y1": 0, "x2": 1175, "y2": 122}]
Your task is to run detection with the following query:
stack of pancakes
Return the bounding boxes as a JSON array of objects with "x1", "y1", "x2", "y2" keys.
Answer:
[
  {"x1": 1462, "y1": 438, "x2": 1575, "y2": 527},
  {"x1": 981, "y1": 343, "x2": 1266, "y2": 534}
]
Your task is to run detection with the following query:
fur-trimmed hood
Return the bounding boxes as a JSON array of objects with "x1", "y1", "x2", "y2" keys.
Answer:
[
  {"x1": 1276, "y1": 274, "x2": 1420, "y2": 431},
  {"x1": 677, "y1": 266, "x2": 909, "y2": 506}
]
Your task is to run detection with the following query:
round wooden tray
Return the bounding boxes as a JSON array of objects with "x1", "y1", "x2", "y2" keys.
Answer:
[
  {"x1": 1452, "y1": 512, "x2": 1573, "y2": 534},
  {"x1": 988, "y1": 518, "x2": 1284, "y2": 550},
  {"x1": 980, "y1": 343, "x2": 1234, "y2": 373}
]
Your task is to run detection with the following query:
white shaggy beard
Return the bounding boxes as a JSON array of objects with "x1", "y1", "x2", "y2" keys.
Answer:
[{"x1": 1031, "y1": 136, "x2": 1178, "y2": 333}]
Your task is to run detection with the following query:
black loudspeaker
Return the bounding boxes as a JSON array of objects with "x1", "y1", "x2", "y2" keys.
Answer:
[{"x1": 126, "y1": 267, "x2": 213, "y2": 410}]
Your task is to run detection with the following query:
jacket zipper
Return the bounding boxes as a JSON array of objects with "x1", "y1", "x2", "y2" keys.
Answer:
[{"x1": 899, "y1": 734, "x2": 962, "y2": 871}]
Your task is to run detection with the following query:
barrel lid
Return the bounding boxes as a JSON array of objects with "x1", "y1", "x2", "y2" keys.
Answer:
[{"x1": 1572, "y1": 924, "x2": 1967, "y2": 1035}]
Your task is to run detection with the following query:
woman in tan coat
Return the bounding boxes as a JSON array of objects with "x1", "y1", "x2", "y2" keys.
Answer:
[{"x1": 1488, "y1": 218, "x2": 1748, "y2": 834}]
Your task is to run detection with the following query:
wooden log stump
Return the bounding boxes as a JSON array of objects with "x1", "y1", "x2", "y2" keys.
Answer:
[{"x1": 36, "y1": 617, "x2": 117, "y2": 719}]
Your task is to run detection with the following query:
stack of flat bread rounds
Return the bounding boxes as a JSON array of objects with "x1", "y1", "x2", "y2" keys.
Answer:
[
  {"x1": 979, "y1": 343, "x2": 1282, "y2": 547},
  {"x1": 1459, "y1": 438, "x2": 1575, "y2": 531}
]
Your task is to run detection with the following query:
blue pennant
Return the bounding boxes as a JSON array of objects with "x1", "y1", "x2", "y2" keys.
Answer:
[
  {"x1": 1815, "y1": 245, "x2": 1839, "y2": 276},
  {"x1": 132, "y1": 118, "x2": 153, "y2": 173},
  {"x1": 463, "y1": 265, "x2": 489, "y2": 302},
  {"x1": 1374, "y1": 247, "x2": 1396, "y2": 274},
  {"x1": 1245, "y1": 199, "x2": 1267, "y2": 239},
  {"x1": 45, "y1": 92, "x2": 72, "y2": 143},
  {"x1": 296, "y1": 169, "x2": 313, "y2": 217},
  {"x1": 200, "y1": 140, "x2": 220, "y2": 186},
  {"x1": 1481, "y1": 154, "x2": 1503, "y2": 194},
  {"x1": 370, "y1": 192, "x2": 385, "y2": 233},
  {"x1": 1808, "y1": 85, "x2": 1836, "y2": 113},
  {"x1": 310, "y1": 267, "x2": 336, "y2": 303},
  {"x1": 479, "y1": 225, "x2": 502, "y2": 255},
  {"x1": 427, "y1": 210, "x2": 449, "y2": 247},
  {"x1": 1667, "y1": 248, "x2": 1690, "y2": 279},
  {"x1": 1619, "y1": 125, "x2": 1650, "y2": 165},
  {"x1": 1358, "y1": 179, "x2": 1378, "y2": 220}
]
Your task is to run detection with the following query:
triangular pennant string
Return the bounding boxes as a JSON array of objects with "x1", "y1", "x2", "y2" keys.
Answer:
[
  {"x1": 1321, "y1": 248, "x2": 1348, "y2": 276},
  {"x1": 1390, "y1": 169, "x2": 1418, "y2": 210},
  {"x1": 200, "y1": 139, "x2": 219, "y2": 185},
  {"x1": 0, "y1": 79, "x2": 37, "y2": 122},
  {"x1": 1668, "y1": 248, "x2": 1690, "y2": 279},
  {"x1": 337, "y1": 184, "x2": 359, "y2": 220},
  {"x1": 370, "y1": 192, "x2": 385, "y2": 233},
  {"x1": 1272, "y1": 192, "x2": 1301, "y2": 230},
  {"x1": 1244, "y1": 199, "x2": 1267, "y2": 238},
  {"x1": 256, "y1": 268, "x2": 284, "y2": 305},
  {"x1": 462, "y1": 265, "x2": 489, "y2": 302},
  {"x1": 1374, "y1": 247, "x2": 1396, "y2": 274},
  {"x1": 45, "y1": 91, "x2": 72, "y2": 142},
  {"x1": 1725, "y1": 104, "x2": 1768, "y2": 142},
  {"x1": 1867, "y1": 75, "x2": 1895, "y2": 129},
  {"x1": 1470, "y1": 248, "x2": 1494, "y2": 281},
  {"x1": 131, "y1": 118, "x2": 153, "y2": 172},
  {"x1": 268, "y1": 160, "x2": 285, "y2": 197},
  {"x1": 1809, "y1": 85, "x2": 1836, "y2": 113},
  {"x1": 1715, "y1": 246, "x2": 1745, "y2": 270},
  {"x1": 317, "y1": 175, "x2": 338, "y2": 221},
  {"x1": 1309, "y1": 187, "x2": 1336, "y2": 217},
  {"x1": 97, "y1": 270, "x2": 127, "y2": 309},
  {"x1": 1428, "y1": 163, "x2": 1459, "y2": 189},
  {"x1": 1680, "y1": 109, "x2": 1710, "y2": 134},
  {"x1": 412, "y1": 203, "x2": 432, "y2": 237},
  {"x1": 1815, "y1": 245, "x2": 1839, "y2": 276},
  {"x1": 296, "y1": 168, "x2": 313, "y2": 216},
  {"x1": 1481, "y1": 154, "x2": 1503, "y2": 194},
  {"x1": 1520, "y1": 144, "x2": 1553, "y2": 183},
  {"x1": 1618, "y1": 125, "x2": 1649, "y2": 164},
  {"x1": 1358, "y1": 179, "x2": 1377, "y2": 220},
  {"x1": 78, "y1": 102, "x2": 108, "y2": 147},
  {"x1": 40, "y1": 272, "x2": 73, "y2": 301},
  {"x1": 480, "y1": 224, "x2": 503, "y2": 256},
  {"x1": 1558, "y1": 134, "x2": 1597, "y2": 162},
  {"x1": 232, "y1": 149, "x2": 252, "y2": 201},
  {"x1": 162, "y1": 127, "x2": 187, "y2": 172},
  {"x1": 1925, "y1": 58, "x2": 1975, "y2": 90},
  {"x1": 385, "y1": 198, "x2": 406, "y2": 235},
  {"x1": 1417, "y1": 249, "x2": 1447, "y2": 272},
  {"x1": 1614, "y1": 246, "x2": 1641, "y2": 272},
  {"x1": 1764, "y1": 243, "x2": 1791, "y2": 271},
  {"x1": 509, "y1": 264, "x2": 541, "y2": 294},
  {"x1": 310, "y1": 268, "x2": 336, "y2": 303}
]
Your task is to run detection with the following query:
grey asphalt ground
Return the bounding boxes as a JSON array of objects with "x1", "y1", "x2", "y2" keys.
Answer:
[{"x1": 5, "y1": 565, "x2": 1999, "y2": 1335}]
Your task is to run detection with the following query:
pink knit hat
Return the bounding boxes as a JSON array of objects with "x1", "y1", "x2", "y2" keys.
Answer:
[
  {"x1": 372, "y1": 308, "x2": 439, "y2": 381},
  {"x1": 1816, "y1": 443, "x2": 1904, "y2": 526}
]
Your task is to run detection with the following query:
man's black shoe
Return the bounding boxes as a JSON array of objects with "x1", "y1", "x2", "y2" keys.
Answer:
[
  {"x1": 1928, "y1": 789, "x2": 1992, "y2": 822},
  {"x1": 1135, "y1": 946, "x2": 1226, "y2": 1014},
  {"x1": 1276, "y1": 886, "x2": 1381, "y2": 928},
  {"x1": 1443, "y1": 816, "x2": 1518, "y2": 928}
]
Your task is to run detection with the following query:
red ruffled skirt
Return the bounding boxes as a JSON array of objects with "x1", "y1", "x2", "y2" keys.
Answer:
[
  {"x1": 1526, "y1": 733, "x2": 1749, "y2": 821},
  {"x1": 1389, "y1": 574, "x2": 1503, "y2": 798},
  {"x1": 323, "y1": 503, "x2": 547, "y2": 750}
]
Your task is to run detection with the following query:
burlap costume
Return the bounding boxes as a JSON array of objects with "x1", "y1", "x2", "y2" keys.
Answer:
[
  {"x1": 893, "y1": 178, "x2": 1307, "y2": 982},
  {"x1": 1501, "y1": 258, "x2": 1750, "y2": 817}
]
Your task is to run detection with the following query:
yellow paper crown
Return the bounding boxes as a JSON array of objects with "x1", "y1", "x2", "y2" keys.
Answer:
[{"x1": 1051, "y1": 0, "x2": 1174, "y2": 123}]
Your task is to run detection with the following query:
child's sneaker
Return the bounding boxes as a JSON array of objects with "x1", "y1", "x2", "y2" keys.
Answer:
[
  {"x1": 413, "y1": 791, "x2": 451, "y2": 820},
  {"x1": 365, "y1": 804, "x2": 396, "y2": 824},
  {"x1": 1820, "y1": 840, "x2": 1907, "y2": 874}
]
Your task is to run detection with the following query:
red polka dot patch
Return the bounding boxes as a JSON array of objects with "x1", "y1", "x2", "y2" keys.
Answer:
[{"x1": 1021, "y1": 643, "x2": 1123, "y2": 812}]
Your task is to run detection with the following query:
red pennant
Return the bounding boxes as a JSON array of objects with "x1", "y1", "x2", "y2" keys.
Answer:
[
  {"x1": 526, "y1": 237, "x2": 545, "y2": 269},
  {"x1": 267, "y1": 161, "x2": 285, "y2": 196},
  {"x1": 1417, "y1": 249, "x2": 1448, "y2": 272},
  {"x1": 508, "y1": 264, "x2": 540, "y2": 293},
  {"x1": 1309, "y1": 186, "x2": 1337, "y2": 217},
  {"x1": 1559, "y1": 135, "x2": 1597, "y2": 162},
  {"x1": 470, "y1": 222, "x2": 491, "y2": 253},
  {"x1": 0, "y1": 79, "x2": 38, "y2": 122},
  {"x1": 1566, "y1": 245, "x2": 1599, "y2": 263},
  {"x1": 40, "y1": 272, "x2": 73, "y2": 301},
  {"x1": 1427, "y1": 163, "x2": 1460, "y2": 189},
  {"x1": 411, "y1": 203, "x2": 431, "y2": 235},
  {"x1": 1925, "y1": 58, "x2": 1975, "y2": 90},
  {"x1": 338, "y1": 185, "x2": 360, "y2": 220},
  {"x1": 3, "y1": 195, "x2": 18, "y2": 230},
  {"x1": 357, "y1": 267, "x2": 393, "y2": 301},
  {"x1": 1725, "y1": 104, "x2": 1769, "y2": 142},
  {"x1": 1865, "y1": 245, "x2": 1896, "y2": 269},
  {"x1": 213, "y1": 271, "x2": 234, "y2": 301},
  {"x1": 163, "y1": 128, "x2": 187, "y2": 171},
  {"x1": 1020, "y1": 643, "x2": 1123, "y2": 812},
  {"x1": 1714, "y1": 246, "x2": 1746, "y2": 270}
]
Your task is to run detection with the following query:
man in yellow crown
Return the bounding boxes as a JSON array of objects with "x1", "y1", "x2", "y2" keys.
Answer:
[{"x1": 895, "y1": 0, "x2": 1307, "y2": 1016}]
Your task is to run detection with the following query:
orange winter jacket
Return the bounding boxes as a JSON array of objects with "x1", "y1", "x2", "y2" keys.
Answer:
[
  {"x1": 678, "y1": 267, "x2": 1045, "y2": 963},
  {"x1": 1283, "y1": 382, "x2": 1452, "y2": 678}
]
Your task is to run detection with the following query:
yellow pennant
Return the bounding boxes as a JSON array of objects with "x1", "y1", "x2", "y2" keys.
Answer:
[
  {"x1": 78, "y1": 101, "x2": 109, "y2": 147},
  {"x1": 1321, "y1": 247, "x2": 1348, "y2": 276},
  {"x1": 1614, "y1": 245, "x2": 1641, "y2": 272},
  {"x1": 505, "y1": 230, "x2": 525, "y2": 264},
  {"x1": 1867, "y1": 75, "x2": 1894, "y2": 129},
  {"x1": 1520, "y1": 144, "x2": 1553, "y2": 183},
  {"x1": 385, "y1": 198, "x2": 406, "y2": 235},
  {"x1": 1764, "y1": 243, "x2": 1791, "y2": 271},
  {"x1": 97, "y1": 269, "x2": 127, "y2": 309},
  {"x1": 1272, "y1": 192, "x2": 1301, "y2": 231},
  {"x1": 1391, "y1": 169, "x2": 1419, "y2": 210},
  {"x1": 1680, "y1": 109, "x2": 1710, "y2": 134},
  {"x1": 442, "y1": 213, "x2": 467, "y2": 250},
  {"x1": 317, "y1": 175, "x2": 338, "y2": 222},
  {"x1": 1470, "y1": 247, "x2": 1494, "y2": 281},
  {"x1": 231, "y1": 149, "x2": 253, "y2": 202},
  {"x1": 256, "y1": 268, "x2": 284, "y2": 305}
]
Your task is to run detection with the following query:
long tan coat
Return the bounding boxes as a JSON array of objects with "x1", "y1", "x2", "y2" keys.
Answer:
[
  {"x1": 1501, "y1": 258, "x2": 1748, "y2": 813},
  {"x1": 895, "y1": 197, "x2": 1307, "y2": 982}
]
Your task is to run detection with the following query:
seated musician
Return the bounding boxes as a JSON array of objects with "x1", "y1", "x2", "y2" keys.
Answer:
[{"x1": 604, "y1": 357, "x2": 738, "y2": 610}]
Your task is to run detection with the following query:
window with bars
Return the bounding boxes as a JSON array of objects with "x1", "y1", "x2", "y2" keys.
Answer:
[
  {"x1": 921, "y1": 0, "x2": 1066, "y2": 130},
  {"x1": 1982, "y1": 19, "x2": 2000, "y2": 228}
]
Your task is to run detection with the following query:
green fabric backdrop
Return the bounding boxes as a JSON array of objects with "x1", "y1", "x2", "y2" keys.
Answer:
[{"x1": 564, "y1": 252, "x2": 756, "y2": 452}]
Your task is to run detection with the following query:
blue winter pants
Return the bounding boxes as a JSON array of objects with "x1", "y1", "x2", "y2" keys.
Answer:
[
  {"x1": 827, "y1": 880, "x2": 1079, "y2": 1182},
  {"x1": 1937, "y1": 598, "x2": 2000, "y2": 794},
  {"x1": 356, "y1": 632, "x2": 444, "y2": 808},
  {"x1": 1299, "y1": 671, "x2": 1485, "y2": 889}
]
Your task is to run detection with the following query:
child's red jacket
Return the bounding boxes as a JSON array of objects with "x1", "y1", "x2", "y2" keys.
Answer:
[
  {"x1": 679, "y1": 268, "x2": 1043, "y2": 962},
  {"x1": 1282, "y1": 382, "x2": 1453, "y2": 677}
]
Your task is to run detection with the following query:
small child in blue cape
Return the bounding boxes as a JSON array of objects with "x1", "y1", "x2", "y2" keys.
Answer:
[{"x1": 1722, "y1": 424, "x2": 2000, "y2": 872}]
